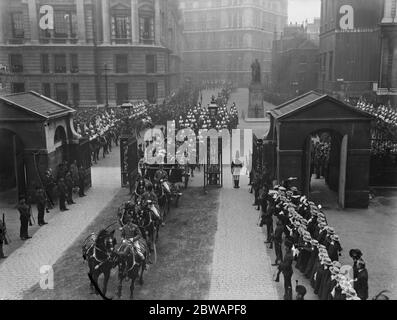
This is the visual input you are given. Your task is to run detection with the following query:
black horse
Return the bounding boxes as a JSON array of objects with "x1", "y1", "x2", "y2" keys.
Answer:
[
  {"x1": 82, "y1": 229, "x2": 118, "y2": 297},
  {"x1": 116, "y1": 239, "x2": 148, "y2": 299}
]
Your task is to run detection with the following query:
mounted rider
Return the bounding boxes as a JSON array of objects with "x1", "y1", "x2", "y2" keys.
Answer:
[
  {"x1": 120, "y1": 219, "x2": 146, "y2": 266},
  {"x1": 154, "y1": 164, "x2": 168, "y2": 182}
]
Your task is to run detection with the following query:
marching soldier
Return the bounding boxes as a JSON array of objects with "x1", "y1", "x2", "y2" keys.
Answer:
[{"x1": 17, "y1": 197, "x2": 31, "y2": 240}]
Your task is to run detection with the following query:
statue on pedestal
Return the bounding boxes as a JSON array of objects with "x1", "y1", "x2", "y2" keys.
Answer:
[{"x1": 251, "y1": 59, "x2": 261, "y2": 83}]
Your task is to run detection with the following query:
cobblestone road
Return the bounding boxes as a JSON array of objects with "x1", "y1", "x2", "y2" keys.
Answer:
[{"x1": 0, "y1": 148, "x2": 121, "y2": 299}]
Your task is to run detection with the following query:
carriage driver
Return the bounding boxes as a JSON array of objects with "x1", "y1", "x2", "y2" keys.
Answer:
[
  {"x1": 154, "y1": 164, "x2": 168, "y2": 182},
  {"x1": 120, "y1": 219, "x2": 146, "y2": 264}
]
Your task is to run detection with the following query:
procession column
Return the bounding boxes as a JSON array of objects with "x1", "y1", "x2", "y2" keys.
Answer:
[
  {"x1": 76, "y1": 0, "x2": 87, "y2": 43},
  {"x1": 27, "y1": 0, "x2": 39, "y2": 44},
  {"x1": 394, "y1": 0, "x2": 397, "y2": 23},
  {"x1": 102, "y1": 0, "x2": 111, "y2": 44},
  {"x1": 131, "y1": 0, "x2": 139, "y2": 44},
  {"x1": 154, "y1": 0, "x2": 161, "y2": 45}
]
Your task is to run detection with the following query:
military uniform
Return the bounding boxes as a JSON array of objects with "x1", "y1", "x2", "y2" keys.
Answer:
[
  {"x1": 17, "y1": 200, "x2": 31, "y2": 240},
  {"x1": 35, "y1": 187, "x2": 47, "y2": 226}
]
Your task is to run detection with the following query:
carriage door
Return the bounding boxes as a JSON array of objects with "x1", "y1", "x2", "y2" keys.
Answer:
[{"x1": 338, "y1": 135, "x2": 348, "y2": 208}]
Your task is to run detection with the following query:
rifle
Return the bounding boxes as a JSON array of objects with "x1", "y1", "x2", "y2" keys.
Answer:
[{"x1": 2, "y1": 213, "x2": 11, "y2": 245}]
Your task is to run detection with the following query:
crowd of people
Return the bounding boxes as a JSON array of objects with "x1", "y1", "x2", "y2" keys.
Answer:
[
  {"x1": 250, "y1": 166, "x2": 370, "y2": 300},
  {"x1": 352, "y1": 100, "x2": 397, "y2": 155},
  {"x1": 200, "y1": 79, "x2": 235, "y2": 91}
]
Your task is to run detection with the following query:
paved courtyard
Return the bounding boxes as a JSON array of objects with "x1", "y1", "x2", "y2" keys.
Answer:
[{"x1": 0, "y1": 147, "x2": 121, "y2": 299}]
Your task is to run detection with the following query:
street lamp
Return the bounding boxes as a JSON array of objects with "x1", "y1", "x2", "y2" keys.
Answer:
[{"x1": 103, "y1": 64, "x2": 111, "y2": 107}]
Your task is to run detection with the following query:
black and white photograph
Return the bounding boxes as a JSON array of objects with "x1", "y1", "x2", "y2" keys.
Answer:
[{"x1": 0, "y1": 0, "x2": 396, "y2": 305}]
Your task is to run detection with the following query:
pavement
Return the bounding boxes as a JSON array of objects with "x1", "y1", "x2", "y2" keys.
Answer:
[
  {"x1": 208, "y1": 171, "x2": 278, "y2": 300},
  {"x1": 0, "y1": 147, "x2": 122, "y2": 299}
]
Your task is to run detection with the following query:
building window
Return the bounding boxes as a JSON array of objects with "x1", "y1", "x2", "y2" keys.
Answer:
[
  {"x1": 11, "y1": 12, "x2": 24, "y2": 38},
  {"x1": 72, "y1": 83, "x2": 80, "y2": 106},
  {"x1": 54, "y1": 83, "x2": 68, "y2": 104},
  {"x1": 54, "y1": 54, "x2": 67, "y2": 73},
  {"x1": 54, "y1": 10, "x2": 77, "y2": 39},
  {"x1": 70, "y1": 54, "x2": 79, "y2": 73},
  {"x1": 139, "y1": 16, "x2": 154, "y2": 44},
  {"x1": 12, "y1": 82, "x2": 25, "y2": 93},
  {"x1": 112, "y1": 14, "x2": 131, "y2": 42},
  {"x1": 42, "y1": 83, "x2": 51, "y2": 97},
  {"x1": 146, "y1": 55, "x2": 157, "y2": 73},
  {"x1": 146, "y1": 82, "x2": 157, "y2": 103},
  {"x1": 116, "y1": 83, "x2": 129, "y2": 105},
  {"x1": 9, "y1": 54, "x2": 23, "y2": 73},
  {"x1": 115, "y1": 54, "x2": 128, "y2": 73},
  {"x1": 41, "y1": 54, "x2": 50, "y2": 73}
]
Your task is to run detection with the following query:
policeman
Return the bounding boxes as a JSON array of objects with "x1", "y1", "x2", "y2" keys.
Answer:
[
  {"x1": 17, "y1": 197, "x2": 31, "y2": 240},
  {"x1": 272, "y1": 219, "x2": 284, "y2": 266}
]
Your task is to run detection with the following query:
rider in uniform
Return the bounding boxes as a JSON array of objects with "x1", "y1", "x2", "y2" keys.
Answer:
[
  {"x1": 120, "y1": 219, "x2": 146, "y2": 265},
  {"x1": 154, "y1": 164, "x2": 168, "y2": 182}
]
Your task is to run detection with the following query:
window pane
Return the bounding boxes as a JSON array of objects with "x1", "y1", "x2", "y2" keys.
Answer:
[
  {"x1": 54, "y1": 54, "x2": 66, "y2": 73},
  {"x1": 55, "y1": 83, "x2": 68, "y2": 104},
  {"x1": 10, "y1": 54, "x2": 23, "y2": 73},
  {"x1": 12, "y1": 83, "x2": 25, "y2": 93},
  {"x1": 41, "y1": 54, "x2": 49, "y2": 73},
  {"x1": 42, "y1": 83, "x2": 51, "y2": 97},
  {"x1": 11, "y1": 12, "x2": 24, "y2": 38},
  {"x1": 72, "y1": 83, "x2": 80, "y2": 105},
  {"x1": 115, "y1": 54, "x2": 128, "y2": 73},
  {"x1": 70, "y1": 54, "x2": 78, "y2": 73},
  {"x1": 146, "y1": 55, "x2": 156, "y2": 73}
]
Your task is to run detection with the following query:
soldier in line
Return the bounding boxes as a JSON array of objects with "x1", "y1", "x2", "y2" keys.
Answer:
[
  {"x1": 17, "y1": 197, "x2": 31, "y2": 240},
  {"x1": 57, "y1": 178, "x2": 69, "y2": 212},
  {"x1": 35, "y1": 186, "x2": 48, "y2": 226},
  {"x1": 65, "y1": 172, "x2": 76, "y2": 205},
  {"x1": 78, "y1": 165, "x2": 87, "y2": 198}
]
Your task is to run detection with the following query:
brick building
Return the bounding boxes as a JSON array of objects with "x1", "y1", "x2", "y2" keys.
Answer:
[
  {"x1": 271, "y1": 23, "x2": 320, "y2": 101},
  {"x1": 0, "y1": 0, "x2": 183, "y2": 106},
  {"x1": 180, "y1": 0, "x2": 288, "y2": 87},
  {"x1": 318, "y1": 0, "x2": 383, "y2": 100}
]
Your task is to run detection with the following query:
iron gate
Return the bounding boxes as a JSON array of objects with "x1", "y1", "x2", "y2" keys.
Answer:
[{"x1": 203, "y1": 136, "x2": 223, "y2": 188}]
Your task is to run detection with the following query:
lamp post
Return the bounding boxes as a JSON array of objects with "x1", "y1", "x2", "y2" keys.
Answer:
[{"x1": 103, "y1": 64, "x2": 111, "y2": 107}]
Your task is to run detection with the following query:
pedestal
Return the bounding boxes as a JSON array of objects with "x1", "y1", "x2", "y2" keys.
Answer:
[{"x1": 248, "y1": 82, "x2": 264, "y2": 118}]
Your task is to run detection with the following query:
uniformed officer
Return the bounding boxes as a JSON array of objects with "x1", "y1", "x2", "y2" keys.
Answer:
[
  {"x1": 120, "y1": 219, "x2": 147, "y2": 265},
  {"x1": 78, "y1": 165, "x2": 87, "y2": 197},
  {"x1": 17, "y1": 197, "x2": 31, "y2": 240},
  {"x1": 354, "y1": 259, "x2": 368, "y2": 300},
  {"x1": 35, "y1": 186, "x2": 48, "y2": 226},
  {"x1": 0, "y1": 216, "x2": 7, "y2": 259},
  {"x1": 279, "y1": 240, "x2": 294, "y2": 300},
  {"x1": 272, "y1": 219, "x2": 284, "y2": 266},
  {"x1": 58, "y1": 178, "x2": 68, "y2": 211}
]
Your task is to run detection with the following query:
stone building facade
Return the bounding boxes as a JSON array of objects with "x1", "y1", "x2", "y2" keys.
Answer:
[
  {"x1": 180, "y1": 0, "x2": 288, "y2": 87},
  {"x1": 0, "y1": 0, "x2": 183, "y2": 106}
]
